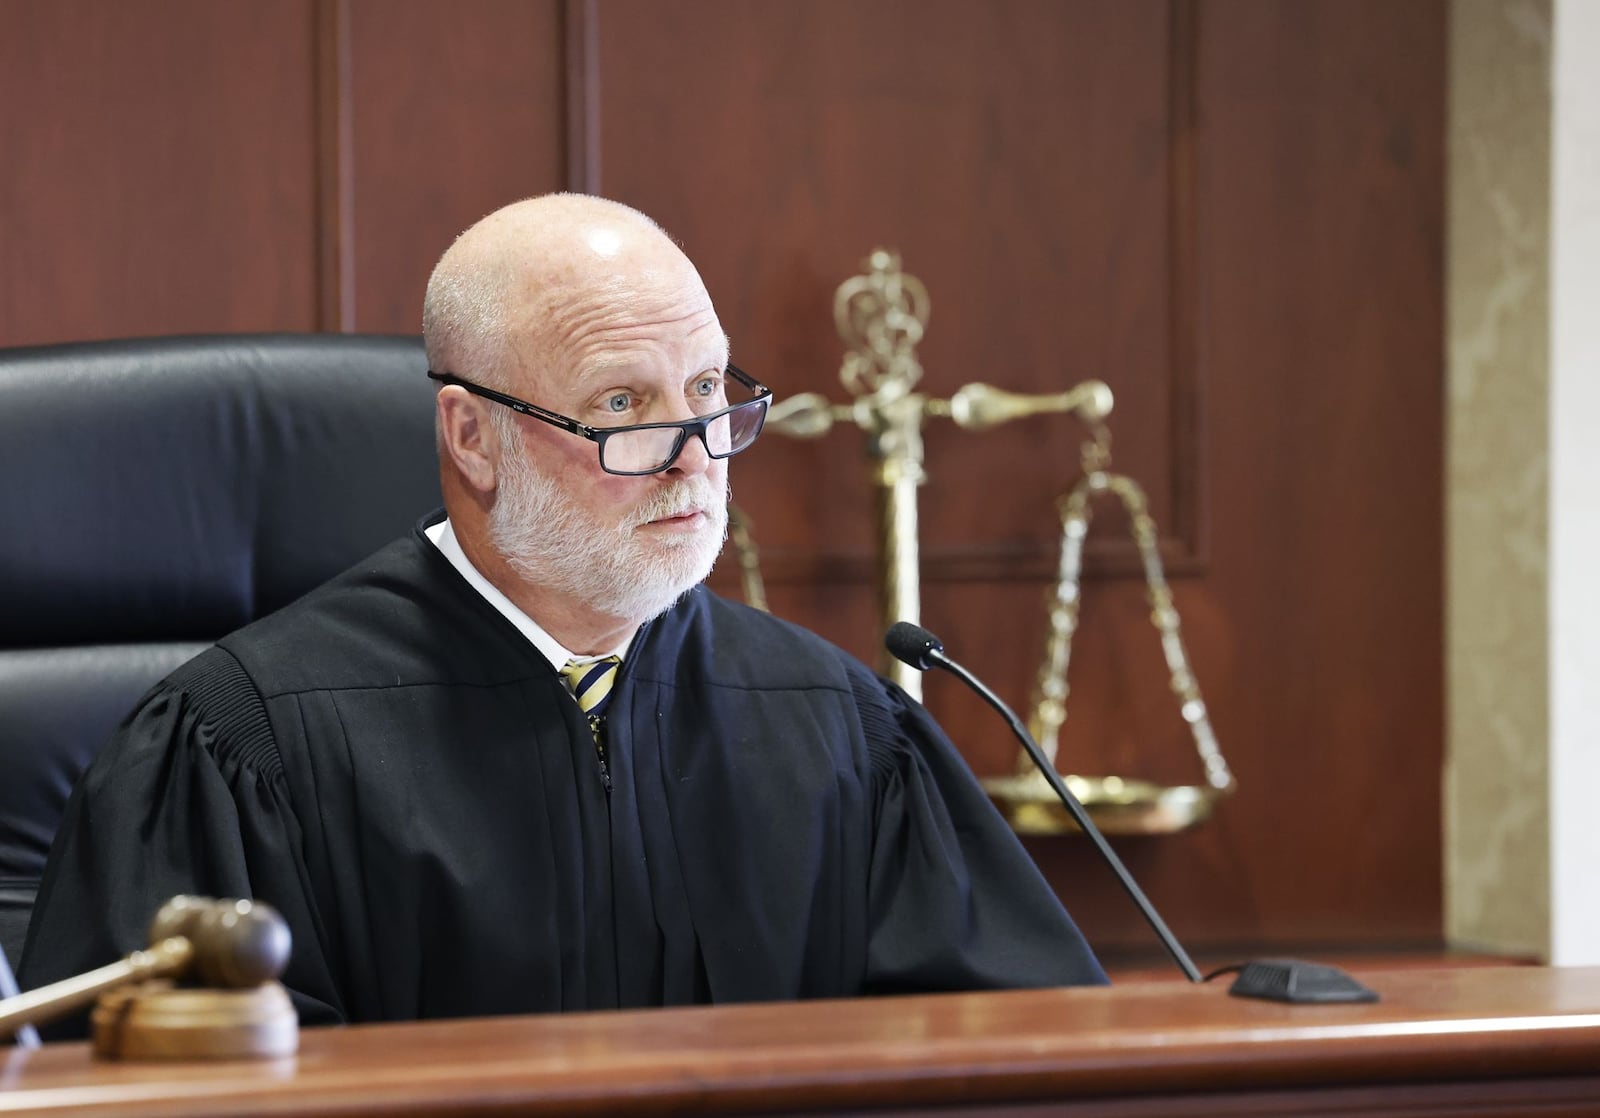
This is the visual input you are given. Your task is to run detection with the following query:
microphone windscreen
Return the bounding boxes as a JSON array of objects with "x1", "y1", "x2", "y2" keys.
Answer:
[{"x1": 884, "y1": 621, "x2": 943, "y2": 671}]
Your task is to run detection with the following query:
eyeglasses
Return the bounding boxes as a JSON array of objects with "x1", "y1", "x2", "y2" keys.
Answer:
[{"x1": 427, "y1": 364, "x2": 772, "y2": 476}]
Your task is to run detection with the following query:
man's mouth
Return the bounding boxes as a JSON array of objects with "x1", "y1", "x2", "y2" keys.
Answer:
[
  {"x1": 632, "y1": 481, "x2": 723, "y2": 532},
  {"x1": 641, "y1": 506, "x2": 707, "y2": 529}
]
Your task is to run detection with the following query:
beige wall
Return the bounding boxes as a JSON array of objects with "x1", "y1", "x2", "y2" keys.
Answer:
[{"x1": 1445, "y1": 0, "x2": 1551, "y2": 957}]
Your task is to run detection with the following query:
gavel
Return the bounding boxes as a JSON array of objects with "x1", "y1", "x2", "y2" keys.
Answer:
[{"x1": 0, "y1": 896, "x2": 297, "y2": 1059}]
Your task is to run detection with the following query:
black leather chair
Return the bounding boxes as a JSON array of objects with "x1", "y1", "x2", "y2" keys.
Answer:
[{"x1": 0, "y1": 335, "x2": 442, "y2": 970}]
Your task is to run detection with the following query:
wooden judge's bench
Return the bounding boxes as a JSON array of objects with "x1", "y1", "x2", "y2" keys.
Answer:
[{"x1": 3, "y1": 967, "x2": 1599, "y2": 1117}]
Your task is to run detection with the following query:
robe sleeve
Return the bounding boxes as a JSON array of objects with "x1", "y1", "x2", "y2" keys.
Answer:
[
  {"x1": 18, "y1": 649, "x2": 345, "y2": 1034},
  {"x1": 853, "y1": 669, "x2": 1108, "y2": 992}
]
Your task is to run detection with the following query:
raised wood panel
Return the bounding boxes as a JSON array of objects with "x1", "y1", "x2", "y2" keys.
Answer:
[
  {"x1": 597, "y1": 0, "x2": 1443, "y2": 952},
  {"x1": 1029, "y1": 0, "x2": 1446, "y2": 951},
  {"x1": 1183, "y1": 0, "x2": 1446, "y2": 948},
  {"x1": 339, "y1": 0, "x2": 569, "y2": 334},
  {"x1": 0, "y1": 0, "x2": 321, "y2": 346},
  {"x1": 594, "y1": 0, "x2": 1196, "y2": 590}
]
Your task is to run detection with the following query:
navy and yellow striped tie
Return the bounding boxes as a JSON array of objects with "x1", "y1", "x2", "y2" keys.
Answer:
[{"x1": 561, "y1": 655, "x2": 622, "y2": 728}]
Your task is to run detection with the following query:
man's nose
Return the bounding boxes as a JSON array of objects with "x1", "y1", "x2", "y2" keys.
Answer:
[{"x1": 665, "y1": 426, "x2": 713, "y2": 476}]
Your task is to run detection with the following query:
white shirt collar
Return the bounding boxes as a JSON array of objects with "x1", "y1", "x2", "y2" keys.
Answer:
[{"x1": 424, "y1": 518, "x2": 632, "y2": 670}]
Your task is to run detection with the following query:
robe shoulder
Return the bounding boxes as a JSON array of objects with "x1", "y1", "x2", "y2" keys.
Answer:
[
  {"x1": 634, "y1": 588, "x2": 920, "y2": 780},
  {"x1": 16, "y1": 644, "x2": 344, "y2": 1028},
  {"x1": 216, "y1": 531, "x2": 545, "y2": 697},
  {"x1": 654, "y1": 593, "x2": 1108, "y2": 993}
]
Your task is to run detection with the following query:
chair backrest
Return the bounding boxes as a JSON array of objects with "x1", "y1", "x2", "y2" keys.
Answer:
[{"x1": 0, "y1": 334, "x2": 442, "y2": 966}]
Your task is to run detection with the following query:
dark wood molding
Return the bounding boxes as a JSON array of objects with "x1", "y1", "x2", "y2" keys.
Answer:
[
  {"x1": 720, "y1": 536, "x2": 1208, "y2": 589},
  {"x1": 313, "y1": 0, "x2": 355, "y2": 333},
  {"x1": 563, "y1": 0, "x2": 600, "y2": 194},
  {"x1": 1164, "y1": 0, "x2": 1206, "y2": 568},
  {"x1": 1065, "y1": 0, "x2": 1205, "y2": 580}
]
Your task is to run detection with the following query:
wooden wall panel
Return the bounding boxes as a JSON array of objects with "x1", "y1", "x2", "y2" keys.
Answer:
[
  {"x1": 0, "y1": 0, "x2": 571, "y2": 346},
  {"x1": 1180, "y1": 0, "x2": 1446, "y2": 947},
  {"x1": 339, "y1": 0, "x2": 570, "y2": 334},
  {"x1": 597, "y1": 0, "x2": 1188, "y2": 657},
  {"x1": 989, "y1": 0, "x2": 1445, "y2": 952},
  {"x1": 0, "y1": 0, "x2": 322, "y2": 346},
  {"x1": 597, "y1": 0, "x2": 1445, "y2": 954}
]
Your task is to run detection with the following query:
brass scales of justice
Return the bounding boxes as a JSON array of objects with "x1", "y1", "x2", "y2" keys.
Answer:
[{"x1": 730, "y1": 250, "x2": 1236, "y2": 836}]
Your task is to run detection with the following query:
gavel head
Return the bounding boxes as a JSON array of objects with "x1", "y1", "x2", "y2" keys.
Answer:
[{"x1": 146, "y1": 896, "x2": 292, "y2": 989}]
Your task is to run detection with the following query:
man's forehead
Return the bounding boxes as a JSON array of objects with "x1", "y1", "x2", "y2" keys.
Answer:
[
  {"x1": 522, "y1": 252, "x2": 718, "y2": 327},
  {"x1": 573, "y1": 322, "x2": 731, "y2": 373},
  {"x1": 501, "y1": 305, "x2": 728, "y2": 392}
]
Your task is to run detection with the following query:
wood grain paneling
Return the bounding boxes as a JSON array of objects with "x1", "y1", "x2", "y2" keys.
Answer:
[
  {"x1": 595, "y1": 0, "x2": 1444, "y2": 952},
  {"x1": 0, "y1": 0, "x2": 321, "y2": 346},
  {"x1": 597, "y1": 0, "x2": 1193, "y2": 593},
  {"x1": 1181, "y1": 0, "x2": 1446, "y2": 948},
  {"x1": 339, "y1": 0, "x2": 569, "y2": 334},
  {"x1": 1019, "y1": 0, "x2": 1445, "y2": 952}
]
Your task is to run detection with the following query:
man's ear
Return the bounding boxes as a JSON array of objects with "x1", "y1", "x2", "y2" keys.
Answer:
[{"x1": 437, "y1": 389, "x2": 501, "y2": 494}]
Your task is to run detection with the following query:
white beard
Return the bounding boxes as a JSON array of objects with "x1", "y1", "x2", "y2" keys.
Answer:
[{"x1": 487, "y1": 424, "x2": 728, "y2": 625}]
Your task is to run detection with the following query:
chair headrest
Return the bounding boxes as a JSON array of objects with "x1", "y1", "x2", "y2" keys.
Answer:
[{"x1": 0, "y1": 334, "x2": 443, "y2": 647}]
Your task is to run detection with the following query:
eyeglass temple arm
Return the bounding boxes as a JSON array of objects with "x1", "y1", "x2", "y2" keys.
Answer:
[{"x1": 426, "y1": 371, "x2": 590, "y2": 436}]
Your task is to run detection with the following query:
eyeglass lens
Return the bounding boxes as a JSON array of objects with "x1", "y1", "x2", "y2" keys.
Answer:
[{"x1": 601, "y1": 402, "x2": 766, "y2": 474}]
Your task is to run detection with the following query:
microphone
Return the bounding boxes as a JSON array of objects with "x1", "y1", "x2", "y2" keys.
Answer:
[
  {"x1": 886, "y1": 621, "x2": 1202, "y2": 982},
  {"x1": 885, "y1": 621, "x2": 1378, "y2": 1003}
]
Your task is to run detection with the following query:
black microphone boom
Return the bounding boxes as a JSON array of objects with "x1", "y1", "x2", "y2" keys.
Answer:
[
  {"x1": 884, "y1": 621, "x2": 1203, "y2": 984},
  {"x1": 885, "y1": 621, "x2": 1379, "y2": 1005}
]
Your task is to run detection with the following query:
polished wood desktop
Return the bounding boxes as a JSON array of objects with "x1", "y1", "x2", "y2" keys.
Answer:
[{"x1": 3, "y1": 967, "x2": 1599, "y2": 1117}]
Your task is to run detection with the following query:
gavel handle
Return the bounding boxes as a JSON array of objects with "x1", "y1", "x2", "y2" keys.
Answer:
[{"x1": 0, "y1": 936, "x2": 193, "y2": 1040}]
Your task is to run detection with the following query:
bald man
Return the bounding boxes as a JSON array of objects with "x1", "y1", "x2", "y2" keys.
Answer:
[{"x1": 20, "y1": 196, "x2": 1104, "y2": 1028}]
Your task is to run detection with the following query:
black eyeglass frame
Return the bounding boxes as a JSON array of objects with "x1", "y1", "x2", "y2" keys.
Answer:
[{"x1": 427, "y1": 364, "x2": 772, "y2": 476}]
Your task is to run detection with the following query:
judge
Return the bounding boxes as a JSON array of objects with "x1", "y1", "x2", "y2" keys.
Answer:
[{"x1": 20, "y1": 195, "x2": 1105, "y2": 1026}]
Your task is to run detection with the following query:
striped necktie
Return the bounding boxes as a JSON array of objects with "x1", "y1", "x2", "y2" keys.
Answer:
[
  {"x1": 562, "y1": 657, "x2": 622, "y2": 791},
  {"x1": 561, "y1": 656, "x2": 622, "y2": 725}
]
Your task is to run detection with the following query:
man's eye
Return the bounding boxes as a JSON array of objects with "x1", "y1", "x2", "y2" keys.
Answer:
[
  {"x1": 603, "y1": 393, "x2": 631, "y2": 414},
  {"x1": 692, "y1": 376, "x2": 720, "y2": 397}
]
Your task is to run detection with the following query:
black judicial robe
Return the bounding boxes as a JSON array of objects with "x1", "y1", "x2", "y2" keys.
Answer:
[{"x1": 20, "y1": 518, "x2": 1105, "y2": 1025}]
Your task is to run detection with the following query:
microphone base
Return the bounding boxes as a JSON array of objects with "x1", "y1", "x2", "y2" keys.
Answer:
[{"x1": 1226, "y1": 959, "x2": 1379, "y2": 1004}]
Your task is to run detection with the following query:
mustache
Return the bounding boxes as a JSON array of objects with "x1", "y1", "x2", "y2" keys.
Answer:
[{"x1": 626, "y1": 478, "x2": 728, "y2": 528}]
